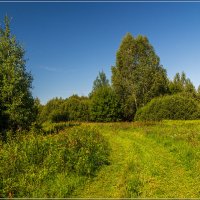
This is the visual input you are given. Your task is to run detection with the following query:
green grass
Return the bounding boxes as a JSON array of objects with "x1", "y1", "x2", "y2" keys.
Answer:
[
  {"x1": 72, "y1": 121, "x2": 200, "y2": 198},
  {"x1": 0, "y1": 126, "x2": 109, "y2": 198},
  {"x1": 1, "y1": 120, "x2": 200, "y2": 197}
]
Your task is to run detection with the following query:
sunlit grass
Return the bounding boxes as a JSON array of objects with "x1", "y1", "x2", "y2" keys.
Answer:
[
  {"x1": 1, "y1": 120, "x2": 200, "y2": 198},
  {"x1": 74, "y1": 120, "x2": 200, "y2": 198},
  {"x1": 0, "y1": 126, "x2": 109, "y2": 198}
]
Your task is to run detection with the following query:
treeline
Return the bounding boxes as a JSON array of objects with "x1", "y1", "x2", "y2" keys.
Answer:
[
  {"x1": 1, "y1": 17, "x2": 200, "y2": 138},
  {"x1": 39, "y1": 34, "x2": 200, "y2": 123},
  {"x1": 39, "y1": 70, "x2": 200, "y2": 123}
]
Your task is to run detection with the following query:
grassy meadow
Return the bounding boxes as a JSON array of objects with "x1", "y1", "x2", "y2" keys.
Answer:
[
  {"x1": 1, "y1": 120, "x2": 200, "y2": 197},
  {"x1": 1, "y1": 10, "x2": 200, "y2": 199}
]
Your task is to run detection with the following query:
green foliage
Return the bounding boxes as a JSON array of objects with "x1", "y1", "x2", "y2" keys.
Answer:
[
  {"x1": 0, "y1": 126, "x2": 110, "y2": 197},
  {"x1": 41, "y1": 121, "x2": 80, "y2": 135},
  {"x1": 112, "y1": 33, "x2": 168, "y2": 121},
  {"x1": 197, "y1": 85, "x2": 200, "y2": 100},
  {"x1": 135, "y1": 94, "x2": 200, "y2": 121},
  {"x1": 64, "y1": 95, "x2": 90, "y2": 121},
  {"x1": 169, "y1": 72, "x2": 196, "y2": 95},
  {"x1": 73, "y1": 122, "x2": 200, "y2": 198},
  {"x1": 91, "y1": 71, "x2": 109, "y2": 95},
  {"x1": 39, "y1": 97, "x2": 67, "y2": 123},
  {"x1": 90, "y1": 86, "x2": 122, "y2": 122},
  {"x1": 0, "y1": 16, "x2": 36, "y2": 134},
  {"x1": 39, "y1": 95, "x2": 90, "y2": 123}
]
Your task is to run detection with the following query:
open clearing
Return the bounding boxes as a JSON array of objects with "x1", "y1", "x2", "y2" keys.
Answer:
[
  {"x1": 72, "y1": 121, "x2": 200, "y2": 198},
  {"x1": 2, "y1": 121, "x2": 200, "y2": 198}
]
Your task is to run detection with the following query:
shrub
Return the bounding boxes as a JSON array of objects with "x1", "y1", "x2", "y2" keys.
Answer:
[
  {"x1": 41, "y1": 122, "x2": 79, "y2": 135},
  {"x1": 0, "y1": 126, "x2": 110, "y2": 197},
  {"x1": 90, "y1": 86, "x2": 122, "y2": 122},
  {"x1": 135, "y1": 94, "x2": 200, "y2": 121},
  {"x1": 39, "y1": 95, "x2": 90, "y2": 123},
  {"x1": 64, "y1": 95, "x2": 90, "y2": 122}
]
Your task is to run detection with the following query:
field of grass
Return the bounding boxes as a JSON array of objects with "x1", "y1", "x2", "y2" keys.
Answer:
[
  {"x1": 73, "y1": 121, "x2": 200, "y2": 198},
  {"x1": 1, "y1": 120, "x2": 200, "y2": 198}
]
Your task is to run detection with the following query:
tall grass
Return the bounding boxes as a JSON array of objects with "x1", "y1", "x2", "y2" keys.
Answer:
[{"x1": 0, "y1": 126, "x2": 110, "y2": 198}]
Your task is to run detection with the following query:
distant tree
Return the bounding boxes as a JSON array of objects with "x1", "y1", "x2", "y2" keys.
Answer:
[
  {"x1": 112, "y1": 33, "x2": 168, "y2": 121},
  {"x1": 90, "y1": 71, "x2": 109, "y2": 96},
  {"x1": 90, "y1": 86, "x2": 122, "y2": 122},
  {"x1": 39, "y1": 98, "x2": 66, "y2": 123},
  {"x1": 40, "y1": 95, "x2": 91, "y2": 123},
  {"x1": 0, "y1": 16, "x2": 36, "y2": 134},
  {"x1": 169, "y1": 72, "x2": 196, "y2": 95},
  {"x1": 64, "y1": 95, "x2": 90, "y2": 121}
]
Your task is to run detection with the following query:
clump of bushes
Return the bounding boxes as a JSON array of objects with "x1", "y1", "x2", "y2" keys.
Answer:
[
  {"x1": 39, "y1": 96, "x2": 90, "y2": 123},
  {"x1": 135, "y1": 94, "x2": 200, "y2": 121},
  {"x1": 0, "y1": 126, "x2": 110, "y2": 197},
  {"x1": 41, "y1": 121, "x2": 80, "y2": 135},
  {"x1": 90, "y1": 86, "x2": 122, "y2": 122}
]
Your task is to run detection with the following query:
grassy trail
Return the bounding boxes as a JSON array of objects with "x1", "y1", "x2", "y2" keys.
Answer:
[{"x1": 72, "y1": 124, "x2": 200, "y2": 198}]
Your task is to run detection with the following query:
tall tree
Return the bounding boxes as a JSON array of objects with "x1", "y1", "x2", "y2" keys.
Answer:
[
  {"x1": 169, "y1": 72, "x2": 196, "y2": 95},
  {"x1": 112, "y1": 33, "x2": 168, "y2": 121},
  {"x1": 90, "y1": 71, "x2": 109, "y2": 96},
  {"x1": 0, "y1": 16, "x2": 36, "y2": 133}
]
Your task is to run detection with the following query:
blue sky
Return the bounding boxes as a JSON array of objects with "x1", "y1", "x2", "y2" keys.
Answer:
[{"x1": 0, "y1": 2, "x2": 200, "y2": 104}]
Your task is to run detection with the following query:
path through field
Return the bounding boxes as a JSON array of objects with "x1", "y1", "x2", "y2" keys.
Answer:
[{"x1": 72, "y1": 123, "x2": 200, "y2": 198}]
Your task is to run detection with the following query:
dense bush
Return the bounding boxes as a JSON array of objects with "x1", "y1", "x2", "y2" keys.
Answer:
[
  {"x1": 135, "y1": 94, "x2": 200, "y2": 121},
  {"x1": 39, "y1": 98, "x2": 67, "y2": 123},
  {"x1": 64, "y1": 95, "x2": 90, "y2": 121},
  {"x1": 39, "y1": 95, "x2": 90, "y2": 123},
  {"x1": 41, "y1": 122, "x2": 80, "y2": 135},
  {"x1": 0, "y1": 126, "x2": 110, "y2": 197},
  {"x1": 90, "y1": 86, "x2": 122, "y2": 122}
]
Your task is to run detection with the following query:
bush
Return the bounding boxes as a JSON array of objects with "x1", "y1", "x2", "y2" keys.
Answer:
[
  {"x1": 39, "y1": 95, "x2": 90, "y2": 123},
  {"x1": 0, "y1": 126, "x2": 110, "y2": 197},
  {"x1": 41, "y1": 122, "x2": 79, "y2": 135},
  {"x1": 90, "y1": 86, "x2": 122, "y2": 122},
  {"x1": 64, "y1": 95, "x2": 90, "y2": 122},
  {"x1": 135, "y1": 94, "x2": 200, "y2": 121}
]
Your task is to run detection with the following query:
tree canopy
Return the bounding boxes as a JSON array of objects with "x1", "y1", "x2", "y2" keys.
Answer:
[
  {"x1": 169, "y1": 72, "x2": 196, "y2": 95},
  {"x1": 90, "y1": 86, "x2": 122, "y2": 122},
  {"x1": 1, "y1": 17, "x2": 199, "y2": 128},
  {"x1": 90, "y1": 70, "x2": 110, "y2": 96},
  {"x1": 112, "y1": 33, "x2": 168, "y2": 121},
  {"x1": 0, "y1": 16, "x2": 36, "y2": 135}
]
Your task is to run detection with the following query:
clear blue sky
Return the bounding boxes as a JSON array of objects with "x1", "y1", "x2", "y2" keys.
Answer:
[{"x1": 0, "y1": 2, "x2": 200, "y2": 104}]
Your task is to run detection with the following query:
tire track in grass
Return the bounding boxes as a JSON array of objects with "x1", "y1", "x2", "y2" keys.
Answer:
[
  {"x1": 72, "y1": 125, "x2": 200, "y2": 198},
  {"x1": 127, "y1": 131, "x2": 200, "y2": 198},
  {"x1": 72, "y1": 128, "x2": 138, "y2": 198}
]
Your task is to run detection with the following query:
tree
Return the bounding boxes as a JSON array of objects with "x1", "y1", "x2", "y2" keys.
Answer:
[
  {"x1": 196, "y1": 85, "x2": 200, "y2": 100},
  {"x1": 0, "y1": 16, "x2": 36, "y2": 133},
  {"x1": 112, "y1": 33, "x2": 168, "y2": 121},
  {"x1": 90, "y1": 71, "x2": 109, "y2": 96},
  {"x1": 64, "y1": 95, "x2": 90, "y2": 122},
  {"x1": 39, "y1": 98, "x2": 66, "y2": 123},
  {"x1": 90, "y1": 86, "x2": 122, "y2": 122},
  {"x1": 40, "y1": 95, "x2": 91, "y2": 123},
  {"x1": 169, "y1": 72, "x2": 196, "y2": 95}
]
